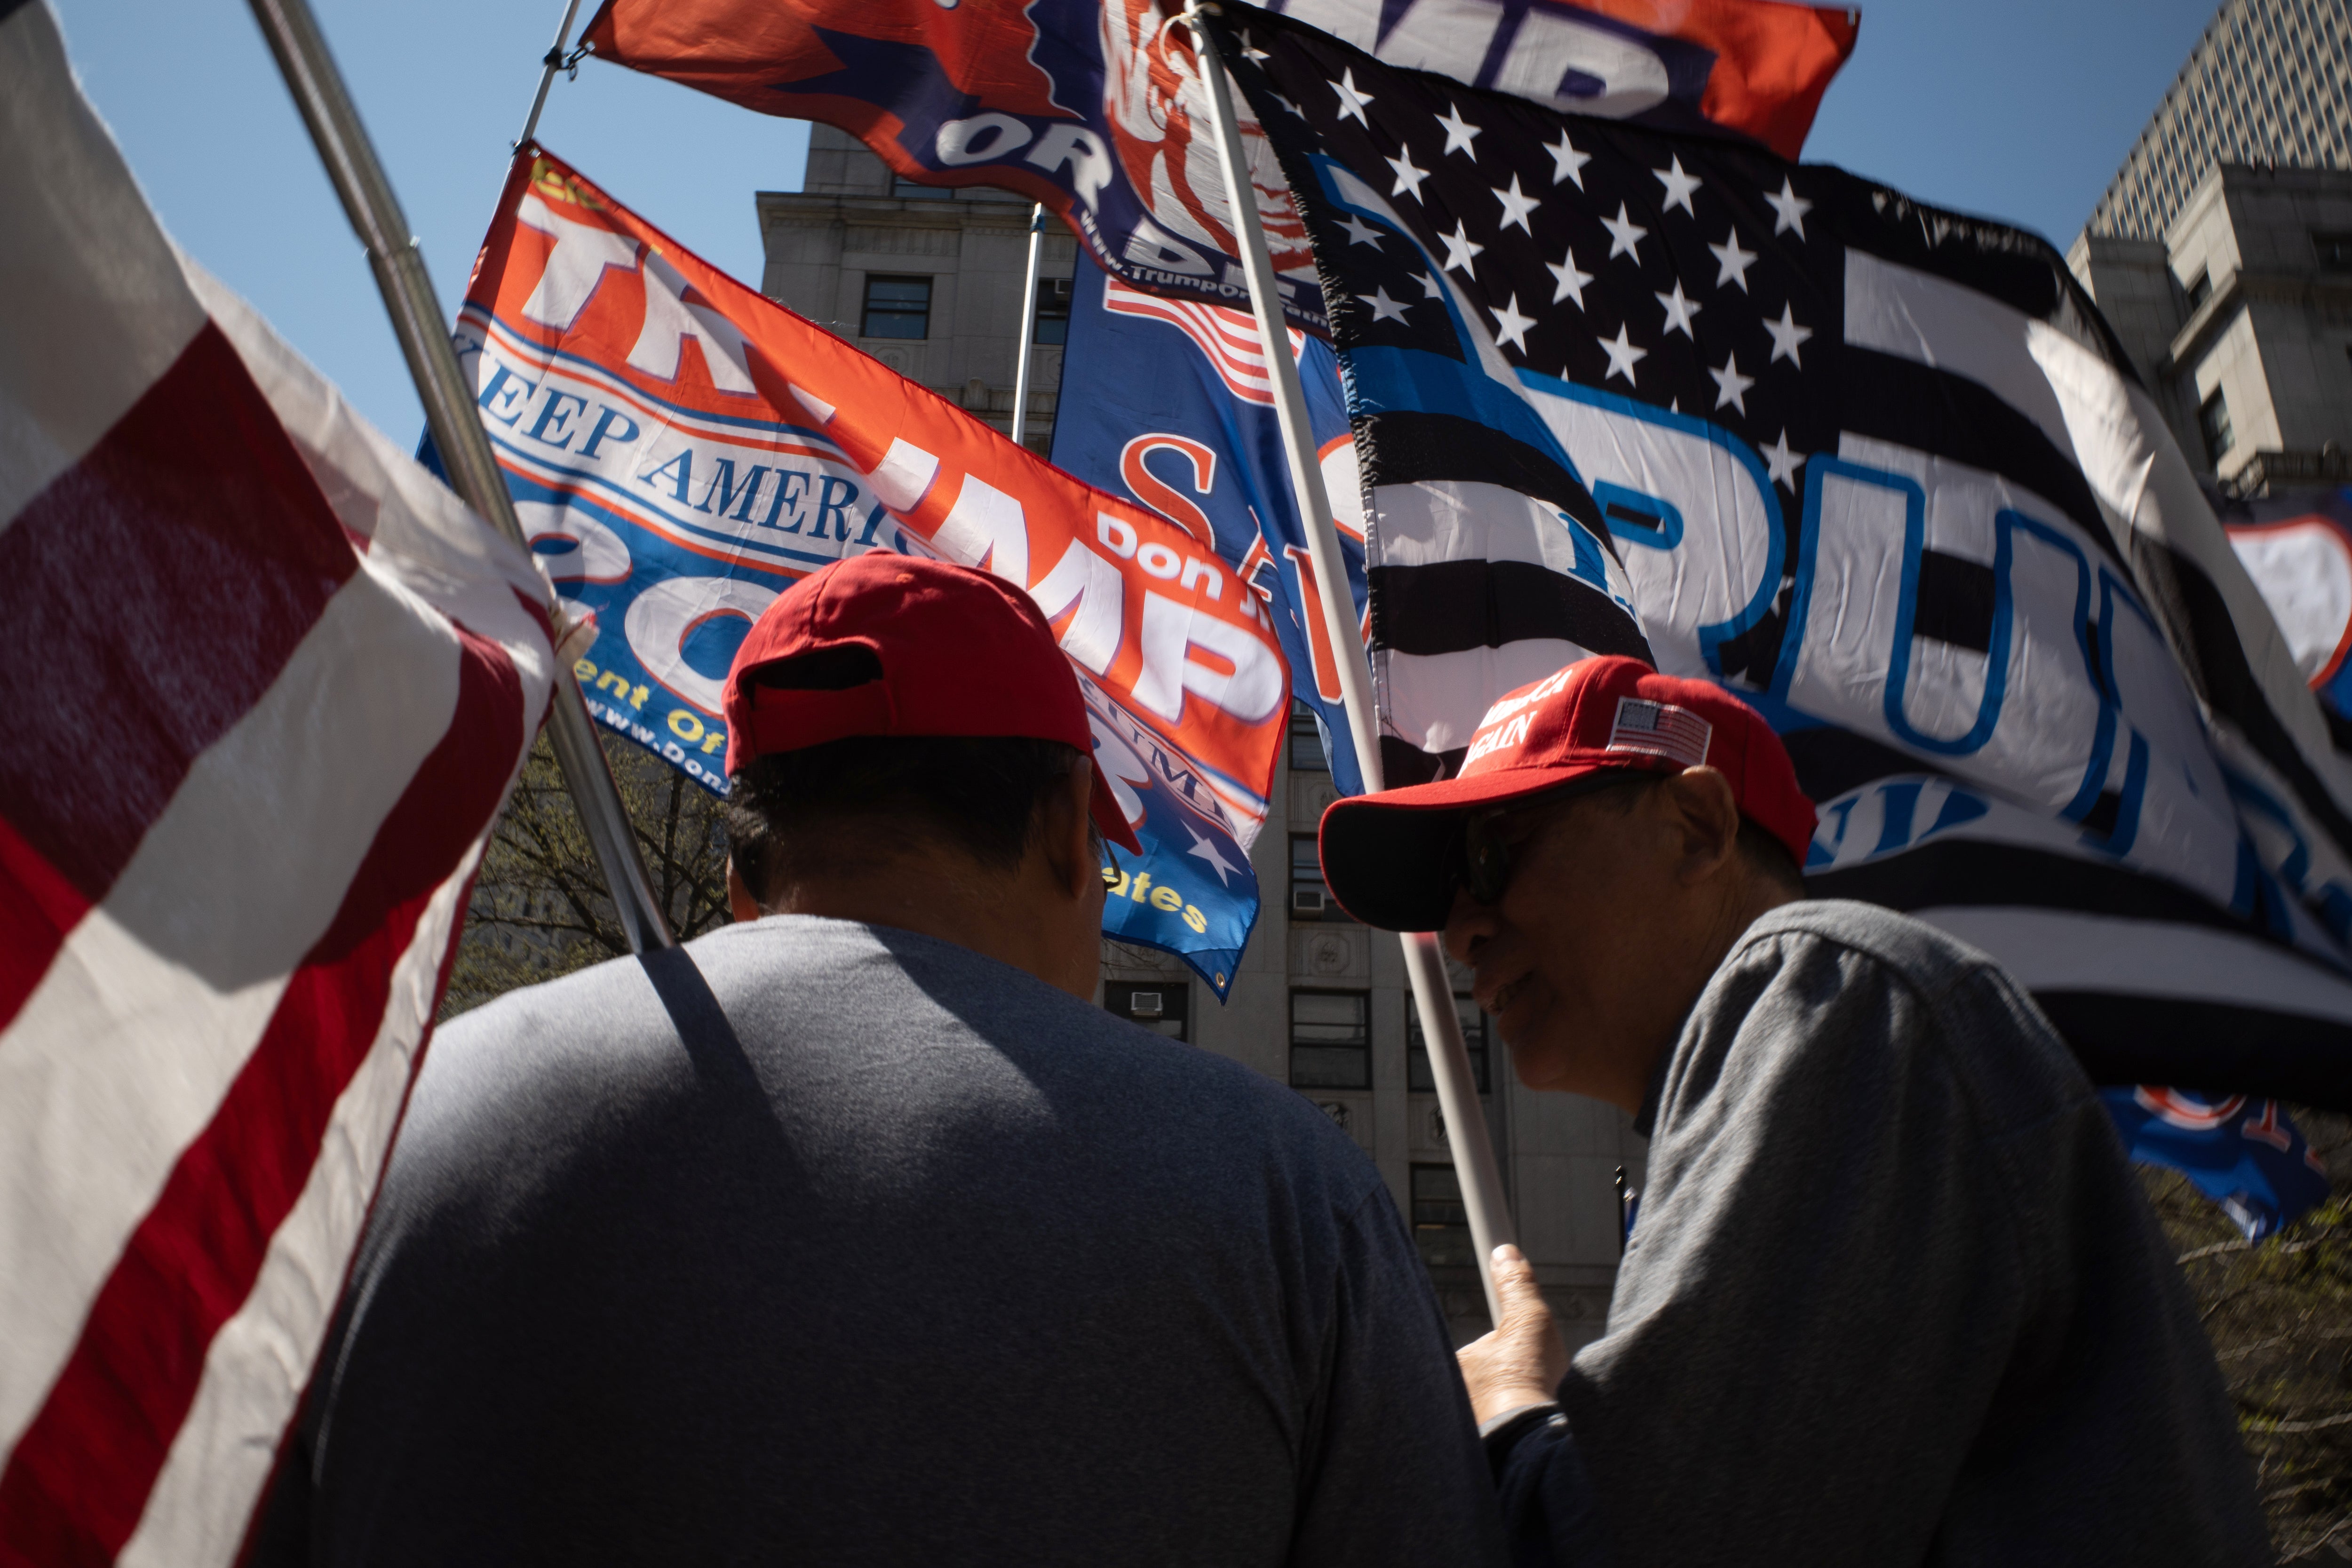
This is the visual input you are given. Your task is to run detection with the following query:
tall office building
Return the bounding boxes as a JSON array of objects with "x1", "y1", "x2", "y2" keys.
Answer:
[
  {"x1": 2070, "y1": 0, "x2": 2352, "y2": 495},
  {"x1": 2085, "y1": 0, "x2": 2349, "y2": 243},
  {"x1": 759, "y1": 127, "x2": 1640, "y2": 1345}
]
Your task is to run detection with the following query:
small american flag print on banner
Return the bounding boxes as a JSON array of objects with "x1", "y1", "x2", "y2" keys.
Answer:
[{"x1": 1608, "y1": 698, "x2": 1711, "y2": 768}]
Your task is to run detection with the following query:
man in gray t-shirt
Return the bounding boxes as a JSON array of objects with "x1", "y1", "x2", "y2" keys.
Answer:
[
  {"x1": 1317, "y1": 655, "x2": 2271, "y2": 1566},
  {"x1": 252, "y1": 556, "x2": 1503, "y2": 1566}
]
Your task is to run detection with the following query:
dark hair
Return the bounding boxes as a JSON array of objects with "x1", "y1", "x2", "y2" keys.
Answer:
[
  {"x1": 1588, "y1": 769, "x2": 1805, "y2": 893},
  {"x1": 724, "y1": 644, "x2": 1084, "y2": 901},
  {"x1": 1735, "y1": 817, "x2": 1805, "y2": 893}
]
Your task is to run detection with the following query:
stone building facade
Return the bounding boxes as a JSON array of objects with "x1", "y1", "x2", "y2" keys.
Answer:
[
  {"x1": 2069, "y1": 0, "x2": 2352, "y2": 496},
  {"x1": 2083, "y1": 0, "x2": 2348, "y2": 244},
  {"x1": 758, "y1": 126, "x2": 1637, "y2": 1345}
]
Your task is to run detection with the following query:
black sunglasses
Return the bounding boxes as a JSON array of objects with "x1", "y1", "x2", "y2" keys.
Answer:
[{"x1": 1453, "y1": 771, "x2": 1653, "y2": 907}]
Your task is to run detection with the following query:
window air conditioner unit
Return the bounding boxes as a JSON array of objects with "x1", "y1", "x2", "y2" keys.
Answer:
[
  {"x1": 1292, "y1": 887, "x2": 1327, "y2": 914},
  {"x1": 1129, "y1": 991, "x2": 1163, "y2": 1018}
]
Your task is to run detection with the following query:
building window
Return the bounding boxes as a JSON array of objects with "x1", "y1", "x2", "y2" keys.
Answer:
[
  {"x1": 860, "y1": 275, "x2": 932, "y2": 339},
  {"x1": 2316, "y1": 231, "x2": 2352, "y2": 272},
  {"x1": 1290, "y1": 834, "x2": 1351, "y2": 922},
  {"x1": 2200, "y1": 389, "x2": 2234, "y2": 467},
  {"x1": 1105, "y1": 980, "x2": 1188, "y2": 1041},
  {"x1": 1407, "y1": 994, "x2": 1490, "y2": 1093},
  {"x1": 1033, "y1": 276, "x2": 1073, "y2": 345},
  {"x1": 1411, "y1": 1163, "x2": 1477, "y2": 1272},
  {"x1": 1291, "y1": 990, "x2": 1370, "y2": 1089},
  {"x1": 890, "y1": 174, "x2": 951, "y2": 200},
  {"x1": 2185, "y1": 268, "x2": 2213, "y2": 310},
  {"x1": 1289, "y1": 703, "x2": 1329, "y2": 772}
]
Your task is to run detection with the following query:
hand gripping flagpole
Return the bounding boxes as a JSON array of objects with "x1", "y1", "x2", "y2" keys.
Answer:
[
  {"x1": 247, "y1": 0, "x2": 678, "y2": 955},
  {"x1": 1182, "y1": 3, "x2": 1516, "y2": 1325}
]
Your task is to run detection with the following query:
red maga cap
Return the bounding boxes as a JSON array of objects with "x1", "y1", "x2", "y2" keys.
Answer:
[
  {"x1": 720, "y1": 553, "x2": 1141, "y2": 852},
  {"x1": 1317, "y1": 656, "x2": 1816, "y2": 931}
]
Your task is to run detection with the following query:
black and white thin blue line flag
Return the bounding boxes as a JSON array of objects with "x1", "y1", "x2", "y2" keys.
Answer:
[{"x1": 1213, "y1": 0, "x2": 2352, "y2": 1110}]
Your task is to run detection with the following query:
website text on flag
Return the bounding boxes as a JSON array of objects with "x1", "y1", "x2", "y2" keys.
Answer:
[{"x1": 457, "y1": 143, "x2": 1287, "y2": 992}]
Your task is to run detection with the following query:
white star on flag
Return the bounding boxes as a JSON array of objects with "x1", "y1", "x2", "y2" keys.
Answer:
[
  {"x1": 1492, "y1": 173, "x2": 1541, "y2": 233},
  {"x1": 1185, "y1": 825, "x2": 1247, "y2": 886},
  {"x1": 1601, "y1": 203, "x2": 1648, "y2": 263},
  {"x1": 1331, "y1": 67, "x2": 1374, "y2": 124},
  {"x1": 1764, "y1": 428, "x2": 1804, "y2": 489},
  {"x1": 1708, "y1": 228, "x2": 1756, "y2": 291},
  {"x1": 1547, "y1": 129, "x2": 1590, "y2": 189},
  {"x1": 1600, "y1": 323, "x2": 1647, "y2": 385},
  {"x1": 1436, "y1": 101, "x2": 1482, "y2": 157},
  {"x1": 1489, "y1": 294, "x2": 1535, "y2": 350},
  {"x1": 1440, "y1": 219, "x2": 1485, "y2": 274},
  {"x1": 1764, "y1": 177, "x2": 1812, "y2": 239},
  {"x1": 1237, "y1": 28, "x2": 1269, "y2": 62},
  {"x1": 1337, "y1": 211, "x2": 1386, "y2": 247},
  {"x1": 1653, "y1": 155, "x2": 1702, "y2": 215},
  {"x1": 1387, "y1": 146, "x2": 1430, "y2": 201},
  {"x1": 1547, "y1": 246, "x2": 1593, "y2": 308},
  {"x1": 1358, "y1": 286, "x2": 1411, "y2": 323},
  {"x1": 1655, "y1": 279, "x2": 1702, "y2": 339},
  {"x1": 1414, "y1": 270, "x2": 1445, "y2": 299},
  {"x1": 1764, "y1": 302, "x2": 1813, "y2": 366},
  {"x1": 1709, "y1": 350, "x2": 1755, "y2": 413},
  {"x1": 1271, "y1": 93, "x2": 1304, "y2": 119}
]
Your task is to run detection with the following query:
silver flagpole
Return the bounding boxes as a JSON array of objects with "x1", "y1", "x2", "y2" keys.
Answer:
[
  {"x1": 1183, "y1": 2, "x2": 1515, "y2": 1324},
  {"x1": 247, "y1": 0, "x2": 679, "y2": 955},
  {"x1": 514, "y1": 0, "x2": 587, "y2": 150},
  {"x1": 1010, "y1": 204, "x2": 1048, "y2": 446}
]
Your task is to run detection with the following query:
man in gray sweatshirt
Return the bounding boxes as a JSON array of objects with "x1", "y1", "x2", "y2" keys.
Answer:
[
  {"x1": 1316, "y1": 654, "x2": 2272, "y2": 1567},
  {"x1": 252, "y1": 554, "x2": 1504, "y2": 1567}
]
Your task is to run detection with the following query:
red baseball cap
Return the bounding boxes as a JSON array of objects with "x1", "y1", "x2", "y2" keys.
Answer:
[
  {"x1": 721, "y1": 552, "x2": 1141, "y2": 852},
  {"x1": 1318, "y1": 656, "x2": 1815, "y2": 931}
]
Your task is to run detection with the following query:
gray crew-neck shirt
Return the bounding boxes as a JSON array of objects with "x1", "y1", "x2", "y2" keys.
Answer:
[
  {"x1": 254, "y1": 917, "x2": 1504, "y2": 1568},
  {"x1": 1494, "y1": 899, "x2": 2270, "y2": 1567}
]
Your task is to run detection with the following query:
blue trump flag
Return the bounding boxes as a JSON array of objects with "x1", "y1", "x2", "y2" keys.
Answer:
[
  {"x1": 2101, "y1": 1088, "x2": 2333, "y2": 1240},
  {"x1": 1053, "y1": 256, "x2": 1372, "y2": 796}
]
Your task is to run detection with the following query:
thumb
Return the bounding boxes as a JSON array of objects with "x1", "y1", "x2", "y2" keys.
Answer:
[{"x1": 1489, "y1": 1244, "x2": 1549, "y2": 1330}]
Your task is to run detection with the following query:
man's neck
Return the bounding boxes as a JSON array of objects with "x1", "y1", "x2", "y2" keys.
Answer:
[
  {"x1": 1622, "y1": 879, "x2": 1799, "y2": 1115},
  {"x1": 758, "y1": 848, "x2": 1092, "y2": 998},
  {"x1": 771, "y1": 862, "x2": 1016, "y2": 960}
]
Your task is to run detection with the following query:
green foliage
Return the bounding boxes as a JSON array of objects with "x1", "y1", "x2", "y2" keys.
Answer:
[
  {"x1": 2143, "y1": 1111, "x2": 2352, "y2": 1561},
  {"x1": 441, "y1": 732, "x2": 733, "y2": 1017}
]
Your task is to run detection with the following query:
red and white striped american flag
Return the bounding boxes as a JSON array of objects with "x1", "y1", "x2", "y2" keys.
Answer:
[
  {"x1": 1101, "y1": 274, "x2": 1308, "y2": 408},
  {"x1": 0, "y1": 5, "x2": 559, "y2": 1561}
]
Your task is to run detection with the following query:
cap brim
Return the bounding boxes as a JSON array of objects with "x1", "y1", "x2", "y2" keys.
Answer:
[
  {"x1": 1088, "y1": 765, "x2": 1143, "y2": 854},
  {"x1": 1317, "y1": 762, "x2": 1637, "y2": 931}
]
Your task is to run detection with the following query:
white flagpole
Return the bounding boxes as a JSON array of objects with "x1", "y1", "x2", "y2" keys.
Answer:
[
  {"x1": 514, "y1": 0, "x2": 587, "y2": 150},
  {"x1": 1183, "y1": 2, "x2": 1515, "y2": 1325},
  {"x1": 247, "y1": 0, "x2": 678, "y2": 955},
  {"x1": 1010, "y1": 204, "x2": 1048, "y2": 446}
]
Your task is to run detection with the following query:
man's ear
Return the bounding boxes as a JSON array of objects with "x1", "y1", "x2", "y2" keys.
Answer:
[
  {"x1": 1661, "y1": 767, "x2": 1742, "y2": 884},
  {"x1": 1041, "y1": 759, "x2": 1098, "y2": 901},
  {"x1": 726, "y1": 857, "x2": 763, "y2": 923}
]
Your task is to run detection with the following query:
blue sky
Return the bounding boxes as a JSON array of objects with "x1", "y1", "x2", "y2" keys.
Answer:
[{"x1": 55, "y1": 0, "x2": 2221, "y2": 440}]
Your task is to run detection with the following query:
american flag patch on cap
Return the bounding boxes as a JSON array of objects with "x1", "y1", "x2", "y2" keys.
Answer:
[{"x1": 1608, "y1": 697, "x2": 1712, "y2": 767}]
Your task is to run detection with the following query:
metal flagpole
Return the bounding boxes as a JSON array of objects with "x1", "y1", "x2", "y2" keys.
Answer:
[
  {"x1": 514, "y1": 0, "x2": 587, "y2": 151},
  {"x1": 1183, "y1": 3, "x2": 1516, "y2": 1324},
  {"x1": 246, "y1": 0, "x2": 679, "y2": 955},
  {"x1": 1010, "y1": 204, "x2": 1048, "y2": 446}
]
